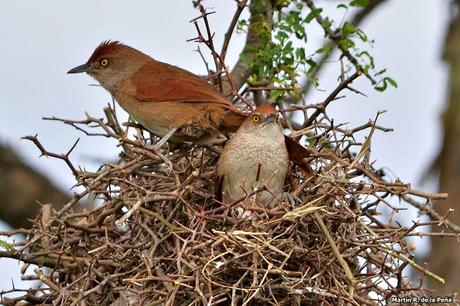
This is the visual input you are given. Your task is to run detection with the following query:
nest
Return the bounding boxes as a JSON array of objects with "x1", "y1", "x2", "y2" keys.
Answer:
[{"x1": 0, "y1": 100, "x2": 451, "y2": 306}]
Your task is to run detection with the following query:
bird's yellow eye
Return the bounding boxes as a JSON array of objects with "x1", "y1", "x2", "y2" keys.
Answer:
[
  {"x1": 100, "y1": 58, "x2": 109, "y2": 67},
  {"x1": 251, "y1": 114, "x2": 261, "y2": 124}
]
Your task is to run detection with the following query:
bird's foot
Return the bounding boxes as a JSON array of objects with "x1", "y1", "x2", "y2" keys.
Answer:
[
  {"x1": 235, "y1": 206, "x2": 254, "y2": 219},
  {"x1": 151, "y1": 127, "x2": 178, "y2": 150},
  {"x1": 282, "y1": 192, "x2": 302, "y2": 206}
]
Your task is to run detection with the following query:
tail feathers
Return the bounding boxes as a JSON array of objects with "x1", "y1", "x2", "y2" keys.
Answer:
[{"x1": 284, "y1": 135, "x2": 314, "y2": 178}]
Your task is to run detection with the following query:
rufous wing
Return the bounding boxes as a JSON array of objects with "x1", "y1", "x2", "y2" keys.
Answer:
[
  {"x1": 284, "y1": 136, "x2": 314, "y2": 177},
  {"x1": 133, "y1": 60, "x2": 235, "y2": 109}
]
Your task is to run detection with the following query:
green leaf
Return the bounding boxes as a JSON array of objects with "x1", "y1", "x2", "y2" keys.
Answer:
[
  {"x1": 0, "y1": 240, "x2": 14, "y2": 251},
  {"x1": 374, "y1": 77, "x2": 398, "y2": 92},
  {"x1": 356, "y1": 29, "x2": 368, "y2": 42},
  {"x1": 275, "y1": 31, "x2": 289, "y2": 42},
  {"x1": 358, "y1": 51, "x2": 375, "y2": 69},
  {"x1": 305, "y1": 8, "x2": 323, "y2": 23},
  {"x1": 239, "y1": 53, "x2": 252, "y2": 64},
  {"x1": 295, "y1": 48, "x2": 306, "y2": 60},
  {"x1": 342, "y1": 22, "x2": 356, "y2": 38},
  {"x1": 387, "y1": 77, "x2": 398, "y2": 88},
  {"x1": 337, "y1": 3, "x2": 348, "y2": 9},
  {"x1": 350, "y1": 0, "x2": 369, "y2": 7},
  {"x1": 308, "y1": 76, "x2": 320, "y2": 88},
  {"x1": 322, "y1": 17, "x2": 332, "y2": 28},
  {"x1": 340, "y1": 38, "x2": 355, "y2": 50},
  {"x1": 374, "y1": 68, "x2": 387, "y2": 77}
]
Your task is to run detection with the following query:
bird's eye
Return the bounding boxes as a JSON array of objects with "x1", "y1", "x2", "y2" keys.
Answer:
[
  {"x1": 100, "y1": 58, "x2": 109, "y2": 67},
  {"x1": 251, "y1": 114, "x2": 261, "y2": 124}
]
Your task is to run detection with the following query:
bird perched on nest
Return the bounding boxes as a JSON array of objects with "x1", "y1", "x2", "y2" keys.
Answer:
[
  {"x1": 216, "y1": 105, "x2": 290, "y2": 206},
  {"x1": 68, "y1": 40, "x2": 243, "y2": 148}
]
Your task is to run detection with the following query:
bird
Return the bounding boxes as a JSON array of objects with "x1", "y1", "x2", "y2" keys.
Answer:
[
  {"x1": 216, "y1": 104, "x2": 290, "y2": 206},
  {"x1": 68, "y1": 40, "x2": 242, "y2": 148}
]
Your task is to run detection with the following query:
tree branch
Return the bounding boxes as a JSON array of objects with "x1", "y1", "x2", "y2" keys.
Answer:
[
  {"x1": 297, "y1": 0, "x2": 388, "y2": 100},
  {"x1": 230, "y1": 0, "x2": 274, "y2": 92},
  {"x1": 302, "y1": 0, "x2": 379, "y2": 84},
  {"x1": 220, "y1": 0, "x2": 249, "y2": 62}
]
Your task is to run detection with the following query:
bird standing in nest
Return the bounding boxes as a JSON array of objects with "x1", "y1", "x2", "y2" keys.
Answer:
[
  {"x1": 68, "y1": 40, "x2": 242, "y2": 148},
  {"x1": 216, "y1": 105, "x2": 290, "y2": 207}
]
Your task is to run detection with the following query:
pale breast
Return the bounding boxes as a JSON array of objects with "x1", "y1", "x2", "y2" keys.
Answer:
[{"x1": 217, "y1": 129, "x2": 289, "y2": 205}]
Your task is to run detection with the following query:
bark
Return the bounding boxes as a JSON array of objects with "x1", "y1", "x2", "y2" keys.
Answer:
[
  {"x1": 230, "y1": 0, "x2": 275, "y2": 92},
  {"x1": 427, "y1": 0, "x2": 460, "y2": 294},
  {"x1": 0, "y1": 143, "x2": 69, "y2": 229}
]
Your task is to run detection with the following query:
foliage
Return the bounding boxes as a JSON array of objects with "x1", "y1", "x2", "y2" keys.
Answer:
[{"x1": 236, "y1": 0, "x2": 396, "y2": 101}]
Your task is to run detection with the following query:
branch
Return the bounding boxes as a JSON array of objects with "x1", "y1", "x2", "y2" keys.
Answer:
[
  {"x1": 302, "y1": 0, "x2": 378, "y2": 84},
  {"x1": 401, "y1": 195, "x2": 460, "y2": 233},
  {"x1": 21, "y1": 135, "x2": 80, "y2": 177},
  {"x1": 220, "y1": 0, "x2": 249, "y2": 62},
  {"x1": 294, "y1": 0, "x2": 388, "y2": 100},
  {"x1": 303, "y1": 71, "x2": 361, "y2": 127},
  {"x1": 230, "y1": 0, "x2": 274, "y2": 91}
]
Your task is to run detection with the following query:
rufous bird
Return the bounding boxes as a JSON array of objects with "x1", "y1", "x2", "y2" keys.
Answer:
[
  {"x1": 216, "y1": 105, "x2": 291, "y2": 206},
  {"x1": 68, "y1": 40, "x2": 242, "y2": 147}
]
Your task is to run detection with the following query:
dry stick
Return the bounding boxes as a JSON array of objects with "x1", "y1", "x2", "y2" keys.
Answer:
[
  {"x1": 190, "y1": 6, "x2": 254, "y2": 110},
  {"x1": 34, "y1": 268, "x2": 60, "y2": 292},
  {"x1": 401, "y1": 195, "x2": 460, "y2": 233},
  {"x1": 192, "y1": 7, "x2": 223, "y2": 92},
  {"x1": 22, "y1": 135, "x2": 80, "y2": 177},
  {"x1": 348, "y1": 109, "x2": 385, "y2": 169},
  {"x1": 220, "y1": 0, "x2": 249, "y2": 62},
  {"x1": 313, "y1": 150, "x2": 448, "y2": 201},
  {"x1": 360, "y1": 221, "x2": 446, "y2": 284},
  {"x1": 379, "y1": 246, "x2": 445, "y2": 284},
  {"x1": 241, "y1": 263, "x2": 273, "y2": 306},
  {"x1": 304, "y1": 71, "x2": 361, "y2": 127},
  {"x1": 312, "y1": 212, "x2": 356, "y2": 287}
]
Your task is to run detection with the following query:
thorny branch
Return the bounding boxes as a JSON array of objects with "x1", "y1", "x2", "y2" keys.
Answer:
[
  {"x1": 303, "y1": 0, "x2": 377, "y2": 84},
  {"x1": 292, "y1": 0, "x2": 389, "y2": 100}
]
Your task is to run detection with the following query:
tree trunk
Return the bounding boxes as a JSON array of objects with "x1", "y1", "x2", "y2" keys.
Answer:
[
  {"x1": 427, "y1": 0, "x2": 460, "y2": 294},
  {"x1": 0, "y1": 143, "x2": 69, "y2": 229}
]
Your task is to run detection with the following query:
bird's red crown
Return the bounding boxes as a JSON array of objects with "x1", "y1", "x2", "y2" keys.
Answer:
[{"x1": 88, "y1": 40, "x2": 124, "y2": 62}]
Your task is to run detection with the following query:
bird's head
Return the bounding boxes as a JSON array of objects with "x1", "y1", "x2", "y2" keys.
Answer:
[
  {"x1": 67, "y1": 40, "x2": 149, "y2": 90},
  {"x1": 240, "y1": 104, "x2": 283, "y2": 137}
]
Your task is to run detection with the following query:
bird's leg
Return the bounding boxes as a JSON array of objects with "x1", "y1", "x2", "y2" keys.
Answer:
[
  {"x1": 152, "y1": 127, "x2": 178, "y2": 150},
  {"x1": 282, "y1": 192, "x2": 302, "y2": 206},
  {"x1": 251, "y1": 164, "x2": 263, "y2": 210}
]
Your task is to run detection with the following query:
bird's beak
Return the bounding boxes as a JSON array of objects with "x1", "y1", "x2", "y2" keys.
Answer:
[
  {"x1": 67, "y1": 63, "x2": 93, "y2": 74},
  {"x1": 263, "y1": 114, "x2": 279, "y2": 124}
]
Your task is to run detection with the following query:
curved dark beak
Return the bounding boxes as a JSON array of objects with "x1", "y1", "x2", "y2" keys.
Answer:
[
  {"x1": 263, "y1": 114, "x2": 279, "y2": 124},
  {"x1": 67, "y1": 63, "x2": 92, "y2": 74}
]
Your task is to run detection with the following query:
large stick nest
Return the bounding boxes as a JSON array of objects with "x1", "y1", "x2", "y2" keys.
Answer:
[{"x1": 0, "y1": 96, "x2": 451, "y2": 306}]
